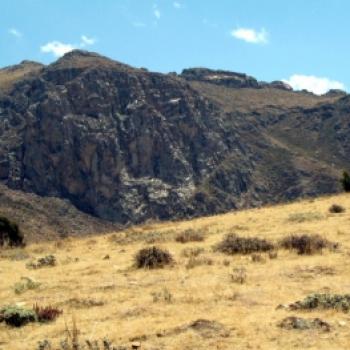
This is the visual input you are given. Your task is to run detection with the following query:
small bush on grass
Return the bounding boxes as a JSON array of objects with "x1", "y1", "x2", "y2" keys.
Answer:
[
  {"x1": 26, "y1": 255, "x2": 56, "y2": 269},
  {"x1": 13, "y1": 277, "x2": 41, "y2": 295},
  {"x1": 175, "y1": 229, "x2": 205, "y2": 243},
  {"x1": 0, "y1": 305, "x2": 36, "y2": 327},
  {"x1": 214, "y1": 233, "x2": 274, "y2": 255},
  {"x1": 329, "y1": 204, "x2": 345, "y2": 213},
  {"x1": 280, "y1": 234, "x2": 336, "y2": 255},
  {"x1": 289, "y1": 293, "x2": 350, "y2": 312},
  {"x1": 135, "y1": 246, "x2": 173, "y2": 269},
  {"x1": 0, "y1": 216, "x2": 24, "y2": 247}
]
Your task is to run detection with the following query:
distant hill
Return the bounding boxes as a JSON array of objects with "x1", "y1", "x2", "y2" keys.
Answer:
[{"x1": 0, "y1": 50, "x2": 348, "y2": 232}]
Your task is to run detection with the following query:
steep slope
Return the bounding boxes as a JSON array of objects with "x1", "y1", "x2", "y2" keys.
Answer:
[
  {"x1": 0, "y1": 184, "x2": 116, "y2": 242},
  {"x1": 0, "y1": 51, "x2": 348, "y2": 226}
]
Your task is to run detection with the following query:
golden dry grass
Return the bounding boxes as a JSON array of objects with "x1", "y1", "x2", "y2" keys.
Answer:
[{"x1": 2, "y1": 194, "x2": 350, "y2": 349}]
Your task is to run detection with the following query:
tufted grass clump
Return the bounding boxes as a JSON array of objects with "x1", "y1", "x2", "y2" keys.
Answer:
[
  {"x1": 280, "y1": 234, "x2": 336, "y2": 255},
  {"x1": 214, "y1": 233, "x2": 274, "y2": 255},
  {"x1": 33, "y1": 304, "x2": 62, "y2": 323},
  {"x1": 175, "y1": 229, "x2": 205, "y2": 243},
  {"x1": 135, "y1": 246, "x2": 173, "y2": 269}
]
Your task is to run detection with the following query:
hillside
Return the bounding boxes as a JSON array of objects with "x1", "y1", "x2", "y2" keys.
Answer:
[
  {"x1": 1, "y1": 194, "x2": 350, "y2": 349},
  {"x1": 0, "y1": 50, "x2": 349, "y2": 230}
]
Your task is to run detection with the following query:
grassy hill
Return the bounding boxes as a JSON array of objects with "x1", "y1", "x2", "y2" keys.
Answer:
[{"x1": 1, "y1": 194, "x2": 350, "y2": 349}]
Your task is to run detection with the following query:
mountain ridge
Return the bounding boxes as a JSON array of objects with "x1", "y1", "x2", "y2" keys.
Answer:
[{"x1": 0, "y1": 50, "x2": 348, "y2": 234}]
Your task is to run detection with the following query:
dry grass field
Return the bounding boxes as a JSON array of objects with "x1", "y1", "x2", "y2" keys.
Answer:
[{"x1": 2, "y1": 194, "x2": 350, "y2": 349}]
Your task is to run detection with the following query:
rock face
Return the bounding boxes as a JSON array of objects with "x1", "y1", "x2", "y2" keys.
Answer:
[
  {"x1": 181, "y1": 68, "x2": 260, "y2": 88},
  {"x1": 0, "y1": 50, "x2": 348, "y2": 226}
]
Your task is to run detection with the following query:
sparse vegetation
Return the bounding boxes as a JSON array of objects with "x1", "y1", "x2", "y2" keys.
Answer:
[
  {"x1": 230, "y1": 267, "x2": 247, "y2": 284},
  {"x1": 135, "y1": 246, "x2": 173, "y2": 269},
  {"x1": 215, "y1": 233, "x2": 274, "y2": 255},
  {"x1": 289, "y1": 293, "x2": 350, "y2": 312},
  {"x1": 185, "y1": 256, "x2": 214, "y2": 269},
  {"x1": 13, "y1": 277, "x2": 41, "y2": 294},
  {"x1": 286, "y1": 212, "x2": 323, "y2": 223},
  {"x1": 0, "y1": 216, "x2": 24, "y2": 247},
  {"x1": 175, "y1": 229, "x2": 205, "y2": 243},
  {"x1": 280, "y1": 234, "x2": 336, "y2": 255},
  {"x1": 151, "y1": 288, "x2": 173, "y2": 303},
  {"x1": 26, "y1": 255, "x2": 56, "y2": 269},
  {"x1": 278, "y1": 316, "x2": 330, "y2": 332},
  {"x1": 329, "y1": 204, "x2": 345, "y2": 213},
  {"x1": 181, "y1": 247, "x2": 205, "y2": 258}
]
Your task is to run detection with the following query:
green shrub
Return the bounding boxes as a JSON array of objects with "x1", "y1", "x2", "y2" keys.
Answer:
[
  {"x1": 214, "y1": 233, "x2": 274, "y2": 255},
  {"x1": 135, "y1": 246, "x2": 173, "y2": 269},
  {"x1": 13, "y1": 277, "x2": 41, "y2": 295},
  {"x1": 341, "y1": 171, "x2": 350, "y2": 192},
  {"x1": 0, "y1": 216, "x2": 24, "y2": 247},
  {"x1": 0, "y1": 305, "x2": 36, "y2": 327}
]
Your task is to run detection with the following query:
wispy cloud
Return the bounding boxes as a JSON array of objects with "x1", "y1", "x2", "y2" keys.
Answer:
[
  {"x1": 153, "y1": 4, "x2": 161, "y2": 19},
  {"x1": 80, "y1": 35, "x2": 96, "y2": 47},
  {"x1": 173, "y1": 2, "x2": 182, "y2": 9},
  {"x1": 283, "y1": 74, "x2": 345, "y2": 95},
  {"x1": 8, "y1": 28, "x2": 22, "y2": 38},
  {"x1": 40, "y1": 41, "x2": 75, "y2": 57},
  {"x1": 132, "y1": 21, "x2": 146, "y2": 28},
  {"x1": 231, "y1": 27, "x2": 268, "y2": 44}
]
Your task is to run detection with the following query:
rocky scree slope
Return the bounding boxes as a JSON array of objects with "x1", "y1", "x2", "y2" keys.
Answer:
[{"x1": 0, "y1": 50, "x2": 348, "y2": 227}]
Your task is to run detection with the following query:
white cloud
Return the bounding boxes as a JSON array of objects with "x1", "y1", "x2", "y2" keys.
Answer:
[
  {"x1": 173, "y1": 2, "x2": 182, "y2": 9},
  {"x1": 153, "y1": 4, "x2": 161, "y2": 19},
  {"x1": 154, "y1": 8, "x2": 161, "y2": 19},
  {"x1": 283, "y1": 74, "x2": 345, "y2": 95},
  {"x1": 80, "y1": 35, "x2": 96, "y2": 46},
  {"x1": 40, "y1": 41, "x2": 75, "y2": 57},
  {"x1": 9, "y1": 28, "x2": 22, "y2": 38},
  {"x1": 231, "y1": 27, "x2": 268, "y2": 44}
]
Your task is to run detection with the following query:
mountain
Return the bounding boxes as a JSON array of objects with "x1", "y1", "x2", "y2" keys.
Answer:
[{"x1": 0, "y1": 50, "x2": 348, "y2": 230}]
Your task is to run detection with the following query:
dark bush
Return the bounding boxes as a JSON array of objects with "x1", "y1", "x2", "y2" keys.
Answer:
[
  {"x1": 0, "y1": 216, "x2": 24, "y2": 247},
  {"x1": 341, "y1": 171, "x2": 350, "y2": 192},
  {"x1": 33, "y1": 304, "x2": 62, "y2": 322},
  {"x1": 280, "y1": 234, "x2": 335, "y2": 255},
  {"x1": 329, "y1": 204, "x2": 345, "y2": 213},
  {"x1": 214, "y1": 233, "x2": 274, "y2": 255},
  {"x1": 175, "y1": 229, "x2": 205, "y2": 243},
  {"x1": 0, "y1": 305, "x2": 36, "y2": 327},
  {"x1": 135, "y1": 246, "x2": 173, "y2": 269}
]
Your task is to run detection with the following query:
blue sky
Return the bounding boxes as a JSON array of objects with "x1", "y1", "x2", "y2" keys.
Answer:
[{"x1": 1, "y1": 0, "x2": 350, "y2": 94}]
